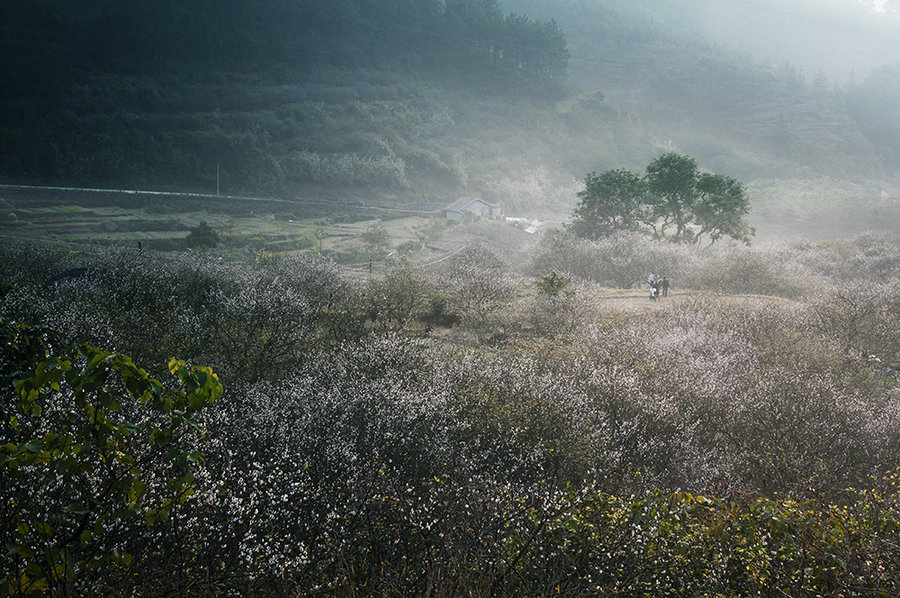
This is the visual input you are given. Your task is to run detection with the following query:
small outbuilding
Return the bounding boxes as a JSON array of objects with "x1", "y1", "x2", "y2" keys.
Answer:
[{"x1": 443, "y1": 197, "x2": 502, "y2": 221}]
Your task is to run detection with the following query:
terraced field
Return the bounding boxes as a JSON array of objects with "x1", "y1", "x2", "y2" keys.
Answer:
[{"x1": 0, "y1": 186, "x2": 438, "y2": 259}]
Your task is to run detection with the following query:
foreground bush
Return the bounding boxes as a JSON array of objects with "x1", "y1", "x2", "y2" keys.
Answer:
[
  {"x1": 0, "y1": 319, "x2": 221, "y2": 596},
  {"x1": 500, "y1": 482, "x2": 900, "y2": 597}
]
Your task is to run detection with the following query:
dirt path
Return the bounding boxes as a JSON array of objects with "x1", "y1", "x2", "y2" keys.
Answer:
[{"x1": 584, "y1": 287, "x2": 797, "y2": 315}]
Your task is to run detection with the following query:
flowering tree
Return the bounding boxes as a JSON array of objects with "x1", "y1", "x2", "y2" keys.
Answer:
[
  {"x1": 439, "y1": 242, "x2": 516, "y2": 325},
  {"x1": 1, "y1": 239, "x2": 899, "y2": 595}
]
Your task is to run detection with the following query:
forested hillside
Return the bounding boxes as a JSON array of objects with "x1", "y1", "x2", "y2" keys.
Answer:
[
  {"x1": 1, "y1": 0, "x2": 569, "y2": 199},
  {"x1": 507, "y1": 0, "x2": 900, "y2": 180},
  {"x1": 2, "y1": 0, "x2": 568, "y2": 79},
  {"x1": 1, "y1": 0, "x2": 898, "y2": 219}
]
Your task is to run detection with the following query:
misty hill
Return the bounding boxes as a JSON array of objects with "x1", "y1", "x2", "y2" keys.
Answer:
[
  {"x1": 614, "y1": 0, "x2": 900, "y2": 83},
  {"x1": 508, "y1": 0, "x2": 900, "y2": 181},
  {"x1": 2, "y1": 0, "x2": 898, "y2": 222}
]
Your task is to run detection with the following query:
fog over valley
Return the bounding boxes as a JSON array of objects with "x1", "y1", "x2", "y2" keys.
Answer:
[
  {"x1": 617, "y1": 0, "x2": 900, "y2": 82},
  {"x1": 1, "y1": 3, "x2": 899, "y2": 595}
]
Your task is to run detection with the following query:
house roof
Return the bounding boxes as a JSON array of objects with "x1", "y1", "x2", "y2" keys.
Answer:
[{"x1": 444, "y1": 196, "x2": 494, "y2": 212}]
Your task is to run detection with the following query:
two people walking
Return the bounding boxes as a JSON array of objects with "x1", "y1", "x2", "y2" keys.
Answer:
[{"x1": 649, "y1": 273, "x2": 670, "y2": 301}]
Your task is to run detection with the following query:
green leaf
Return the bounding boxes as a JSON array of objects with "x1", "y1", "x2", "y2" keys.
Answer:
[
  {"x1": 63, "y1": 503, "x2": 92, "y2": 515},
  {"x1": 6, "y1": 543, "x2": 35, "y2": 559},
  {"x1": 35, "y1": 521, "x2": 53, "y2": 537},
  {"x1": 129, "y1": 480, "x2": 147, "y2": 504}
]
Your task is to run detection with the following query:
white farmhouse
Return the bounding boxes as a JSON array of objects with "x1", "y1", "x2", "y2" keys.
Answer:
[{"x1": 443, "y1": 197, "x2": 502, "y2": 221}]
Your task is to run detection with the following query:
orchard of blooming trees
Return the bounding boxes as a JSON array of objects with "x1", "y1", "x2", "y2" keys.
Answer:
[{"x1": 2, "y1": 234, "x2": 899, "y2": 595}]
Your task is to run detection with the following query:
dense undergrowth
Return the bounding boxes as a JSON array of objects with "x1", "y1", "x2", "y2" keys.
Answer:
[{"x1": 1, "y1": 234, "x2": 899, "y2": 595}]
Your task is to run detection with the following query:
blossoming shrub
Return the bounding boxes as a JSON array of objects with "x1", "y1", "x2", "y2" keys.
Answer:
[
  {"x1": 792, "y1": 233, "x2": 900, "y2": 284},
  {"x1": 678, "y1": 244, "x2": 820, "y2": 297},
  {"x1": 1, "y1": 238, "x2": 899, "y2": 595},
  {"x1": 530, "y1": 230, "x2": 690, "y2": 288},
  {"x1": 528, "y1": 231, "x2": 899, "y2": 297},
  {"x1": 0, "y1": 319, "x2": 221, "y2": 596},
  {"x1": 804, "y1": 281, "x2": 900, "y2": 362},
  {"x1": 365, "y1": 264, "x2": 435, "y2": 329},
  {"x1": 436, "y1": 242, "x2": 517, "y2": 330},
  {"x1": 595, "y1": 297, "x2": 900, "y2": 496},
  {"x1": 0, "y1": 246, "x2": 367, "y2": 383},
  {"x1": 512, "y1": 282, "x2": 602, "y2": 337}
]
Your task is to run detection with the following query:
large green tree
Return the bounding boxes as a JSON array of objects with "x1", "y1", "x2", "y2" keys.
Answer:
[
  {"x1": 570, "y1": 153, "x2": 754, "y2": 245},
  {"x1": 644, "y1": 152, "x2": 700, "y2": 241},
  {"x1": 693, "y1": 171, "x2": 755, "y2": 244},
  {"x1": 570, "y1": 169, "x2": 645, "y2": 240}
]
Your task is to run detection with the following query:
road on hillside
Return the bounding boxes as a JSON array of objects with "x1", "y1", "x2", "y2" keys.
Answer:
[{"x1": 0, "y1": 183, "x2": 439, "y2": 217}]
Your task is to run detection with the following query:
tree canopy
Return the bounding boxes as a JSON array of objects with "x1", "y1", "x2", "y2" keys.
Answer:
[{"x1": 571, "y1": 153, "x2": 754, "y2": 245}]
